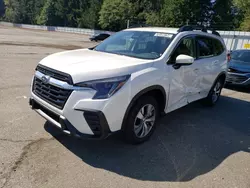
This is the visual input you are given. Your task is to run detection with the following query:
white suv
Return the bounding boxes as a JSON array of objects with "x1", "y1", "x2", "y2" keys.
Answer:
[{"x1": 29, "y1": 26, "x2": 228, "y2": 144}]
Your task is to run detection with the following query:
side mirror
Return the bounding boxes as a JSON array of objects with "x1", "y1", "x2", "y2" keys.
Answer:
[{"x1": 175, "y1": 54, "x2": 194, "y2": 65}]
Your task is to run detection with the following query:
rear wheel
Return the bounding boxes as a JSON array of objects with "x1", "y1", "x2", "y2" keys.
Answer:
[
  {"x1": 124, "y1": 96, "x2": 159, "y2": 144},
  {"x1": 202, "y1": 78, "x2": 223, "y2": 106}
]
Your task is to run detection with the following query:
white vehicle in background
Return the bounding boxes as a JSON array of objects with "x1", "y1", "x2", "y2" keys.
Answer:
[{"x1": 29, "y1": 25, "x2": 227, "y2": 144}]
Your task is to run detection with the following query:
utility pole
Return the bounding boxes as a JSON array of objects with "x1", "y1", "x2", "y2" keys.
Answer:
[{"x1": 127, "y1": 20, "x2": 130, "y2": 29}]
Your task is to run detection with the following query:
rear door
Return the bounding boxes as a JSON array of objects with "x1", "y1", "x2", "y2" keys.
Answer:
[{"x1": 194, "y1": 36, "x2": 226, "y2": 97}]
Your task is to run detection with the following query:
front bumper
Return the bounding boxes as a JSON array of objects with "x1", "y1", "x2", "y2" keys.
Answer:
[
  {"x1": 30, "y1": 68, "x2": 130, "y2": 138},
  {"x1": 29, "y1": 98, "x2": 111, "y2": 139},
  {"x1": 226, "y1": 72, "x2": 250, "y2": 86}
]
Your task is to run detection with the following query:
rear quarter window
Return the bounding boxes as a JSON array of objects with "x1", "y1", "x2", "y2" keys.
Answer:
[{"x1": 213, "y1": 39, "x2": 225, "y2": 56}]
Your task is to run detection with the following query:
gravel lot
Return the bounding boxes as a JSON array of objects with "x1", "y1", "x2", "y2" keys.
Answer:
[{"x1": 0, "y1": 26, "x2": 250, "y2": 188}]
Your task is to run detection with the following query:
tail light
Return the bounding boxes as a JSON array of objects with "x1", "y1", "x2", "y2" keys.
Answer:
[{"x1": 227, "y1": 53, "x2": 231, "y2": 62}]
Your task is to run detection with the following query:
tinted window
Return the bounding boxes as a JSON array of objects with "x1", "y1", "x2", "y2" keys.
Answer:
[
  {"x1": 101, "y1": 34, "x2": 109, "y2": 37},
  {"x1": 171, "y1": 37, "x2": 195, "y2": 62},
  {"x1": 196, "y1": 37, "x2": 213, "y2": 58},
  {"x1": 98, "y1": 34, "x2": 109, "y2": 39},
  {"x1": 231, "y1": 50, "x2": 250, "y2": 62},
  {"x1": 213, "y1": 39, "x2": 224, "y2": 55}
]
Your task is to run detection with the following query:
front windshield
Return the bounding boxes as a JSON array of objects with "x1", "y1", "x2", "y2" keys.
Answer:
[
  {"x1": 93, "y1": 31, "x2": 174, "y2": 60},
  {"x1": 231, "y1": 50, "x2": 250, "y2": 62}
]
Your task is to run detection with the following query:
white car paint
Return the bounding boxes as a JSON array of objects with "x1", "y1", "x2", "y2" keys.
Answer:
[
  {"x1": 39, "y1": 49, "x2": 153, "y2": 84},
  {"x1": 30, "y1": 27, "x2": 228, "y2": 137}
]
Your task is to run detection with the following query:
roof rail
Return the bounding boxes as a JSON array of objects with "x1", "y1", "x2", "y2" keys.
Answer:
[
  {"x1": 178, "y1": 25, "x2": 221, "y2": 37},
  {"x1": 211, "y1": 29, "x2": 220, "y2": 36}
]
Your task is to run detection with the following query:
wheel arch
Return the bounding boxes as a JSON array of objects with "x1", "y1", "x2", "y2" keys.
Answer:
[
  {"x1": 213, "y1": 71, "x2": 227, "y2": 87},
  {"x1": 207, "y1": 71, "x2": 227, "y2": 97},
  {"x1": 121, "y1": 85, "x2": 167, "y2": 131}
]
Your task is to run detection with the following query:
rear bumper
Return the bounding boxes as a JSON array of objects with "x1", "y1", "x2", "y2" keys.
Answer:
[
  {"x1": 29, "y1": 98, "x2": 111, "y2": 139},
  {"x1": 226, "y1": 72, "x2": 250, "y2": 86}
]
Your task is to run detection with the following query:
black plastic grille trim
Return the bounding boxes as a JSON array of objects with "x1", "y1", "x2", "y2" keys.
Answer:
[
  {"x1": 228, "y1": 68, "x2": 250, "y2": 74},
  {"x1": 39, "y1": 103, "x2": 60, "y2": 123},
  {"x1": 226, "y1": 74, "x2": 248, "y2": 83},
  {"x1": 84, "y1": 111, "x2": 102, "y2": 136},
  {"x1": 33, "y1": 77, "x2": 72, "y2": 109}
]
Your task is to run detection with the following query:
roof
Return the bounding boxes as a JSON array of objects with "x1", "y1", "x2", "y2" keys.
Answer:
[
  {"x1": 124, "y1": 27, "x2": 179, "y2": 34},
  {"x1": 124, "y1": 26, "x2": 224, "y2": 41}
]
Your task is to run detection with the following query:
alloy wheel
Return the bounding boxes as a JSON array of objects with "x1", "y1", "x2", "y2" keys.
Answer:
[
  {"x1": 134, "y1": 104, "x2": 156, "y2": 138},
  {"x1": 212, "y1": 81, "x2": 222, "y2": 103}
]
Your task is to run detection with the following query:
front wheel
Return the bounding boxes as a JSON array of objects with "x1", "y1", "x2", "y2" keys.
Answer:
[
  {"x1": 124, "y1": 96, "x2": 159, "y2": 144},
  {"x1": 202, "y1": 79, "x2": 223, "y2": 106}
]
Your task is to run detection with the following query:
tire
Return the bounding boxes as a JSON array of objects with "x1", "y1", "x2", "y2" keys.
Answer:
[
  {"x1": 202, "y1": 78, "x2": 223, "y2": 106},
  {"x1": 124, "y1": 96, "x2": 159, "y2": 144}
]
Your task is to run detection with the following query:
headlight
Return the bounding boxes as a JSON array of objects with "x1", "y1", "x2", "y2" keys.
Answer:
[{"x1": 76, "y1": 75, "x2": 130, "y2": 99}]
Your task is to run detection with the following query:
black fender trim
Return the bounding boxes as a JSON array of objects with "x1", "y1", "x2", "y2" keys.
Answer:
[
  {"x1": 212, "y1": 71, "x2": 227, "y2": 87},
  {"x1": 207, "y1": 71, "x2": 227, "y2": 96},
  {"x1": 121, "y1": 85, "x2": 167, "y2": 131}
]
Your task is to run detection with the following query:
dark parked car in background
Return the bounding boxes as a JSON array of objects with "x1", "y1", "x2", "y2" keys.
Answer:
[
  {"x1": 89, "y1": 33, "x2": 110, "y2": 42},
  {"x1": 226, "y1": 49, "x2": 250, "y2": 87}
]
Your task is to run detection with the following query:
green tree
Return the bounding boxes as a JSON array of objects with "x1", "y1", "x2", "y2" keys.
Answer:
[
  {"x1": 154, "y1": 0, "x2": 212, "y2": 27},
  {"x1": 54, "y1": 0, "x2": 68, "y2": 26},
  {"x1": 78, "y1": 0, "x2": 102, "y2": 29},
  {"x1": 37, "y1": 0, "x2": 90, "y2": 27},
  {"x1": 64, "y1": 0, "x2": 91, "y2": 27},
  {"x1": 210, "y1": 0, "x2": 236, "y2": 30},
  {"x1": 58, "y1": 0, "x2": 84, "y2": 27},
  {"x1": 239, "y1": 14, "x2": 250, "y2": 31},
  {"x1": 20, "y1": 0, "x2": 45, "y2": 24},
  {"x1": 4, "y1": 0, "x2": 21, "y2": 22},
  {"x1": 29, "y1": 0, "x2": 46, "y2": 24},
  {"x1": 234, "y1": 0, "x2": 250, "y2": 12},
  {"x1": 159, "y1": 0, "x2": 186, "y2": 27},
  {"x1": 4, "y1": 0, "x2": 45, "y2": 24},
  {"x1": 2, "y1": 0, "x2": 249, "y2": 31},
  {"x1": 234, "y1": 0, "x2": 250, "y2": 31},
  {"x1": 36, "y1": 0, "x2": 60, "y2": 25},
  {"x1": 99, "y1": 0, "x2": 135, "y2": 31},
  {"x1": 187, "y1": 0, "x2": 212, "y2": 25},
  {"x1": 128, "y1": 0, "x2": 163, "y2": 25}
]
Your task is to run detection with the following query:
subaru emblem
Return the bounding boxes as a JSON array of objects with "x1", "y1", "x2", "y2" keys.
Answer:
[{"x1": 41, "y1": 75, "x2": 50, "y2": 84}]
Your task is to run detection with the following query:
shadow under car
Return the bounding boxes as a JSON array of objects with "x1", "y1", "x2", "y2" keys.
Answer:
[{"x1": 44, "y1": 95, "x2": 250, "y2": 182}]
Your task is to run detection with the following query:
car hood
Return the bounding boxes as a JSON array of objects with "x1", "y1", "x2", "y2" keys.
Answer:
[
  {"x1": 229, "y1": 59, "x2": 250, "y2": 73},
  {"x1": 39, "y1": 49, "x2": 152, "y2": 83}
]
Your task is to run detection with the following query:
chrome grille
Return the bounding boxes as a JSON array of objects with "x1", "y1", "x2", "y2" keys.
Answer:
[
  {"x1": 36, "y1": 65, "x2": 73, "y2": 84},
  {"x1": 226, "y1": 74, "x2": 248, "y2": 84},
  {"x1": 33, "y1": 77, "x2": 72, "y2": 109}
]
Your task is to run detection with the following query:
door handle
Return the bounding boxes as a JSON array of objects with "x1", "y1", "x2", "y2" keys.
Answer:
[{"x1": 194, "y1": 68, "x2": 199, "y2": 72}]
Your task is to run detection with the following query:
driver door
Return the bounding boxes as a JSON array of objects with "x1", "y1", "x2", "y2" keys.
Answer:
[{"x1": 166, "y1": 36, "x2": 203, "y2": 113}]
